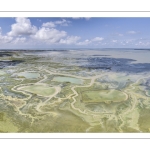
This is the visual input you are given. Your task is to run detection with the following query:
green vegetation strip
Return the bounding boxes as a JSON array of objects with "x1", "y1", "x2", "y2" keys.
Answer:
[
  {"x1": 82, "y1": 89, "x2": 127, "y2": 103},
  {"x1": 19, "y1": 85, "x2": 56, "y2": 97}
]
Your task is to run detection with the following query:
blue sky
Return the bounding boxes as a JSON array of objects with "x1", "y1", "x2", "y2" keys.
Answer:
[{"x1": 0, "y1": 17, "x2": 150, "y2": 49}]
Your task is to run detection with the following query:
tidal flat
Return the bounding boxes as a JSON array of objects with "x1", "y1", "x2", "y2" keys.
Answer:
[{"x1": 0, "y1": 49, "x2": 150, "y2": 133}]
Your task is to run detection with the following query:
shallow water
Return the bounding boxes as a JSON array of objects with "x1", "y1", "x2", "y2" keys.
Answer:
[
  {"x1": 0, "y1": 70, "x2": 6, "y2": 75},
  {"x1": 18, "y1": 72, "x2": 40, "y2": 79}
]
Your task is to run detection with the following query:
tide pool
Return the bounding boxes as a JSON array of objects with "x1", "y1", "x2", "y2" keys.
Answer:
[{"x1": 18, "y1": 72, "x2": 40, "y2": 79}]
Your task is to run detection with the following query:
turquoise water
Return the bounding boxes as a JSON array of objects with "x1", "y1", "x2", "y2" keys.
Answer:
[
  {"x1": 53, "y1": 76, "x2": 83, "y2": 84},
  {"x1": 146, "y1": 90, "x2": 150, "y2": 96},
  {"x1": 18, "y1": 72, "x2": 40, "y2": 79}
]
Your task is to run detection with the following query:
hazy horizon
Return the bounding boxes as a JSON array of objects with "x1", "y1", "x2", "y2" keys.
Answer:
[{"x1": 0, "y1": 47, "x2": 150, "y2": 50}]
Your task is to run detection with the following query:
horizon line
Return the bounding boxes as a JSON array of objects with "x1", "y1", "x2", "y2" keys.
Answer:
[{"x1": 0, "y1": 48, "x2": 150, "y2": 50}]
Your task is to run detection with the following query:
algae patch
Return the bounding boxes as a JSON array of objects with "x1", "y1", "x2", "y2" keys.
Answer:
[
  {"x1": 53, "y1": 76, "x2": 83, "y2": 84},
  {"x1": 18, "y1": 84, "x2": 58, "y2": 97},
  {"x1": 82, "y1": 89, "x2": 127, "y2": 103}
]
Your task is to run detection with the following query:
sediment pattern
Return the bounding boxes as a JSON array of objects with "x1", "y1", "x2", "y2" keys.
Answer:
[{"x1": 0, "y1": 50, "x2": 150, "y2": 132}]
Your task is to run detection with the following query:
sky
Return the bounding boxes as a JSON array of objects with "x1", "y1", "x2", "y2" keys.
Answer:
[{"x1": 0, "y1": 17, "x2": 150, "y2": 49}]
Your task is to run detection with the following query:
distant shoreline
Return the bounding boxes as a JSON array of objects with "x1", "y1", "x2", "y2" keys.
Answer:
[{"x1": 0, "y1": 48, "x2": 150, "y2": 51}]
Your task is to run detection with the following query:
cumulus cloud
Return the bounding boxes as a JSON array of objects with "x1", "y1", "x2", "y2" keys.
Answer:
[
  {"x1": 118, "y1": 33, "x2": 123, "y2": 37},
  {"x1": 42, "y1": 19, "x2": 71, "y2": 28},
  {"x1": 0, "y1": 18, "x2": 113, "y2": 48},
  {"x1": 135, "y1": 38, "x2": 150, "y2": 47},
  {"x1": 7, "y1": 18, "x2": 75, "y2": 45},
  {"x1": 112, "y1": 40, "x2": 117, "y2": 43},
  {"x1": 112, "y1": 33, "x2": 123, "y2": 37},
  {"x1": 55, "y1": 19, "x2": 71, "y2": 26},
  {"x1": 37, "y1": 19, "x2": 42, "y2": 22},
  {"x1": 59, "y1": 36, "x2": 81, "y2": 44},
  {"x1": 32, "y1": 27, "x2": 67, "y2": 44},
  {"x1": 12, "y1": 37, "x2": 26, "y2": 44},
  {"x1": 77, "y1": 39, "x2": 91, "y2": 45},
  {"x1": 8, "y1": 17, "x2": 37, "y2": 36},
  {"x1": 0, "y1": 27, "x2": 13, "y2": 43},
  {"x1": 92, "y1": 37, "x2": 104, "y2": 42},
  {"x1": 77, "y1": 37, "x2": 104, "y2": 45},
  {"x1": 42, "y1": 22, "x2": 56, "y2": 28},
  {"x1": 0, "y1": 35, "x2": 13, "y2": 43},
  {"x1": 127, "y1": 31, "x2": 137, "y2": 34}
]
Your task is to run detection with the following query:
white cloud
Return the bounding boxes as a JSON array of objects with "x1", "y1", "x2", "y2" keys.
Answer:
[
  {"x1": 0, "y1": 27, "x2": 13, "y2": 43},
  {"x1": 59, "y1": 36, "x2": 80, "y2": 44},
  {"x1": 6, "y1": 18, "x2": 81, "y2": 46},
  {"x1": 77, "y1": 37, "x2": 104, "y2": 45},
  {"x1": 42, "y1": 19, "x2": 71, "y2": 29},
  {"x1": 8, "y1": 17, "x2": 37, "y2": 36},
  {"x1": 12, "y1": 37, "x2": 26, "y2": 44},
  {"x1": 77, "y1": 39, "x2": 91, "y2": 45},
  {"x1": 127, "y1": 31, "x2": 137, "y2": 34},
  {"x1": 0, "y1": 27, "x2": 27, "y2": 45},
  {"x1": 112, "y1": 40, "x2": 117, "y2": 43},
  {"x1": 32, "y1": 27, "x2": 67, "y2": 44},
  {"x1": 111, "y1": 33, "x2": 123, "y2": 37},
  {"x1": 0, "y1": 35, "x2": 13, "y2": 43},
  {"x1": 37, "y1": 19, "x2": 42, "y2": 22},
  {"x1": 92, "y1": 37, "x2": 104, "y2": 42},
  {"x1": 135, "y1": 40, "x2": 150, "y2": 46},
  {"x1": 42, "y1": 22, "x2": 55, "y2": 28},
  {"x1": 118, "y1": 34, "x2": 123, "y2": 37},
  {"x1": 55, "y1": 19, "x2": 71, "y2": 26}
]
